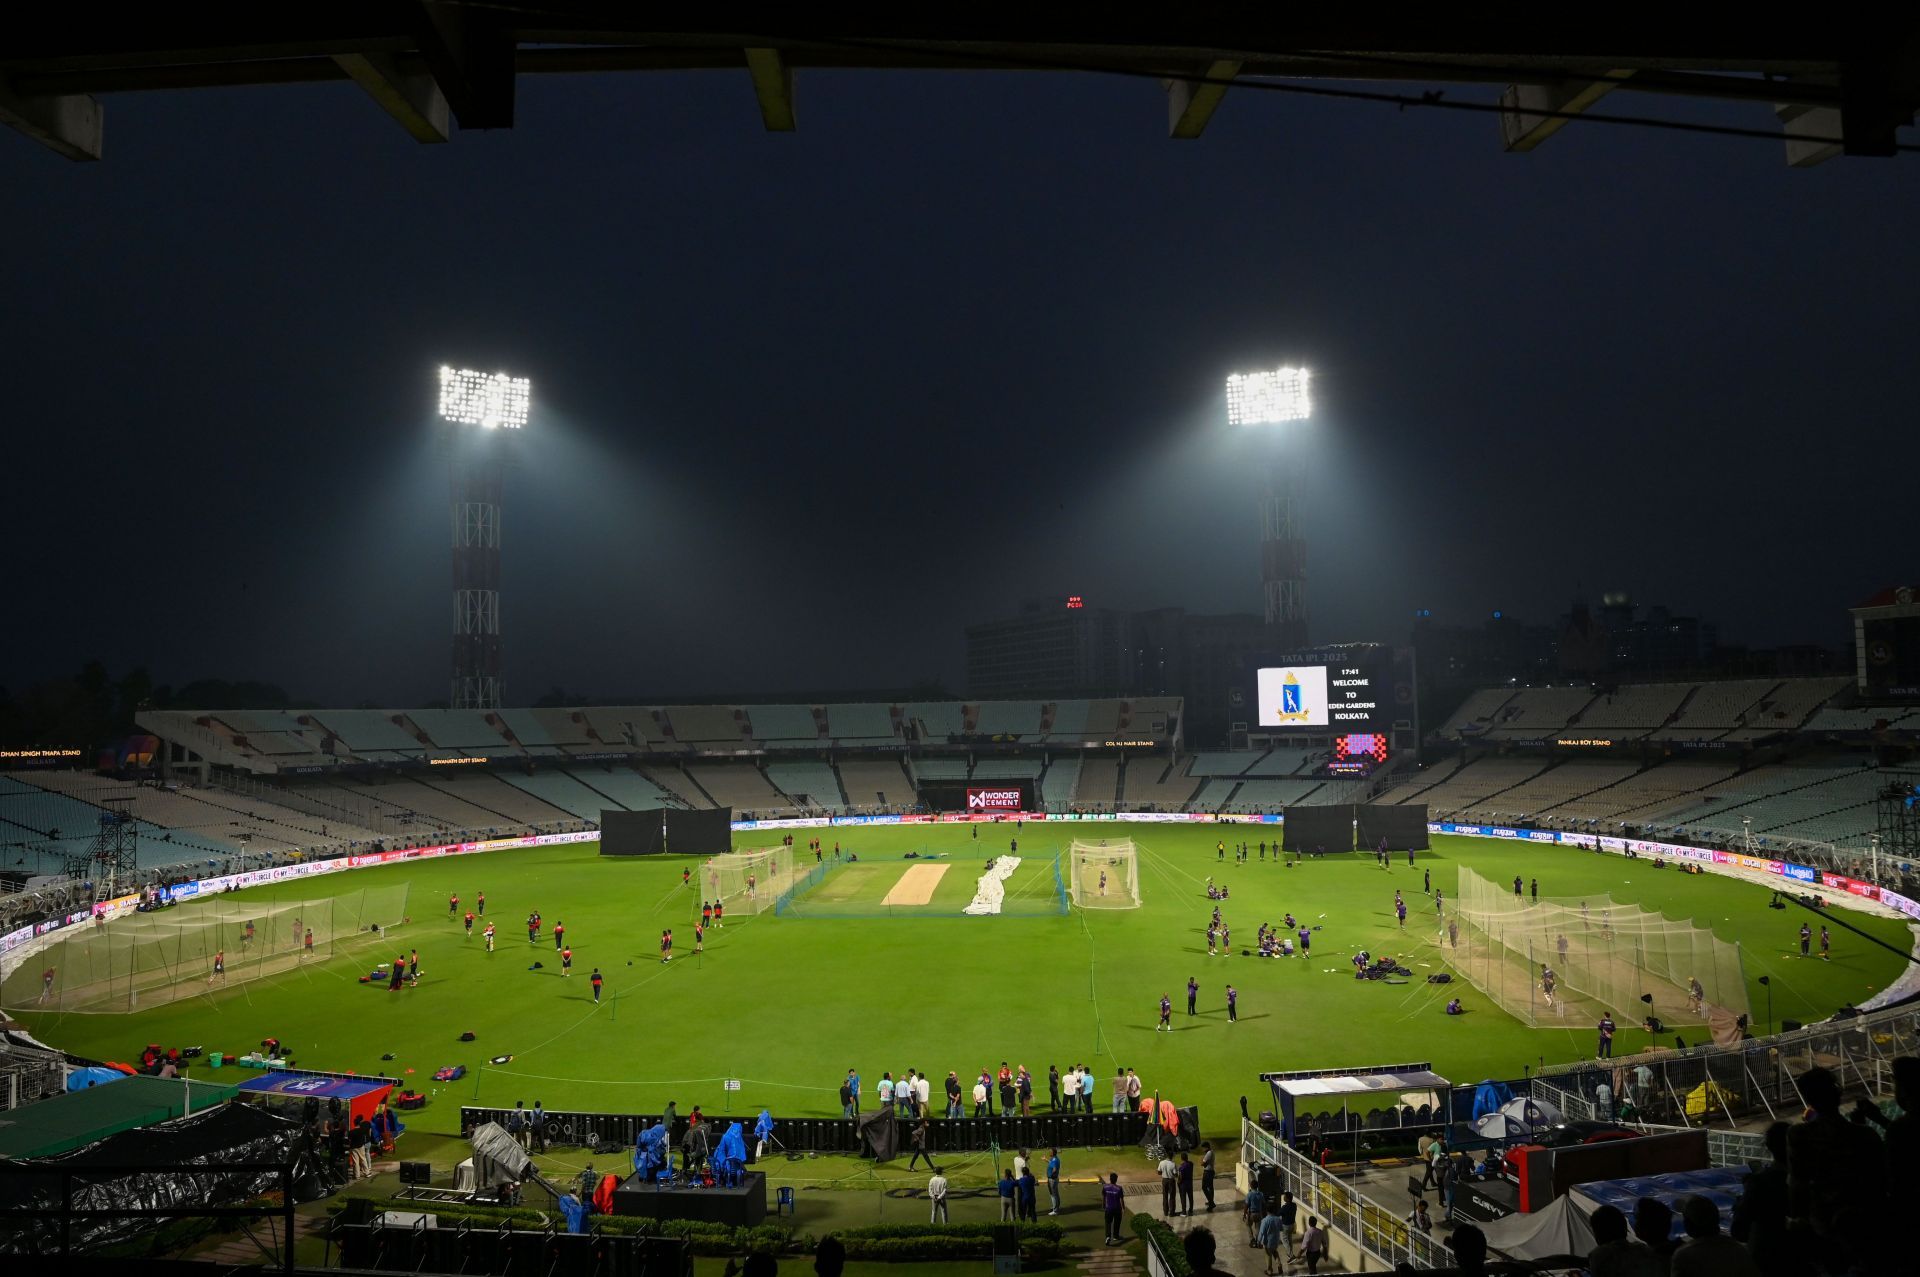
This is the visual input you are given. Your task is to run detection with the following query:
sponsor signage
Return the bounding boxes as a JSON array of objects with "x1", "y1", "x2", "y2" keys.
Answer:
[{"x1": 966, "y1": 787, "x2": 1024, "y2": 812}]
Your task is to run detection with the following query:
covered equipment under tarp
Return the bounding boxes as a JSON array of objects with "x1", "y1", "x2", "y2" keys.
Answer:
[
  {"x1": 712, "y1": 1122, "x2": 748, "y2": 1185},
  {"x1": 1479, "y1": 1193, "x2": 1599, "y2": 1262},
  {"x1": 857, "y1": 1109, "x2": 899, "y2": 1161},
  {"x1": 0, "y1": 1101, "x2": 316, "y2": 1255},
  {"x1": 1263, "y1": 1064, "x2": 1451, "y2": 1145},
  {"x1": 1683, "y1": 1080, "x2": 1738, "y2": 1119},
  {"x1": 235, "y1": 1071, "x2": 392, "y2": 1127},
  {"x1": 468, "y1": 1121, "x2": 566, "y2": 1201},
  {"x1": 0, "y1": 1073, "x2": 241, "y2": 1159}
]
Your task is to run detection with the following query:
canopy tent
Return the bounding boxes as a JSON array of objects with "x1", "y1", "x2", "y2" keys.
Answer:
[
  {"x1": 1479, "y1": 1193, "x2": 1599, "y2": 1262},
  {"x1": 0, "y1": 1102, "x2": 317, "y2": 1256},
  {"x1": 1471, "y1": 1096, "x2": 1562, "y2": 1141},
  {"x1": 234, "y1": 1072, "x2": 392, "y2": 1127},
  {"x1": 0, "y1": 1073, "x2": 240, "y2": 1159},
  {"x1": 1262, "y1": 1064, "x2": 1451, "y2": 1145}
]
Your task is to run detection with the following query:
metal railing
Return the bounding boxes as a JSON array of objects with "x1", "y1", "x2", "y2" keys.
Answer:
[
  {"x1": 1535, "y1": 1002, "x2": 1920, "y2": 1128},
  {"x1": 1241, "y1": 1118, "x2": 1453, "y2": 1271}
]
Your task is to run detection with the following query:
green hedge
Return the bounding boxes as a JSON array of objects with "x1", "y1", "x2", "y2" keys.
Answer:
[{"x1": 1132, "y1": 1213, "x2": 1191, "y2": 1277}]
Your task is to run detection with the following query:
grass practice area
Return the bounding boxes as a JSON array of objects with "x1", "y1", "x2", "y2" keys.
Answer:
[{"x1": 14, "y1": 825, "x2": 1910, "y2": 1139}]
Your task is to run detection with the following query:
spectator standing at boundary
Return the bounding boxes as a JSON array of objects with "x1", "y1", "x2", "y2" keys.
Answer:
[
  {"x1": 1200, "y1": 1141, "x2": 1216, "y2": 1211},
  {"x1": 1046, "y1": 1147, "x2": 1062, "y2": 1215},
  {"x1": 998, "y1": 1168, "x2": 1017, "y2": 1220},
  {"x1": 1061, "y1": 1064, "x2": 1078, "y2": 1112},
  {"x1": 1158, "y1": 1149, "x2": 1179, "y2": 1216},
  {"x1": 1127, "y1": 1068, "x2": 1143, "y2": 1111},
  {"x1": 1018, "y1": 1162, "x2": 1038, "y2": 1222},
  {"x1": 1113, "y1": 1068, "x2": 1128, "y2": 1112},
  {"x1": 848, "y1": 1069, "x2": 861, "y2": 1116},
  {"x1": 1102, "y1": 1173, "x2": 1126, "y2": 1245},
  {"x1": 838, "y1": 1074, "x2": 854, "y2": 1118},
  {"x1": 1048, "y1": 1063, "x2": 1061, "y2": 1110},
  {"x1": 944, "y1": 1070, "x2": 962, "y2": 1118},
  {"x1": 1177, "y1": 1151, "x2": 1195, "y2": 1215}
]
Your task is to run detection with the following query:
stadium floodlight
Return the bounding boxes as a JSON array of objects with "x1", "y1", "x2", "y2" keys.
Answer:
[
  {"x1": 1226, "y1": 366, "x2": 1312, "y2": 425},
  {"x1": 438, "y1": 366, "x2": 531, "y2": 429}
]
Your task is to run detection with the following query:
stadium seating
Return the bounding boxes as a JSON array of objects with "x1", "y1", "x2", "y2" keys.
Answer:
[
  {"x1": 1549, "y1": 760, "x2": 1741, "y2": 824},
  {"x1": 1122, "y1": 756, "x2": 1201, "y2": 810},
  {"x1": 1222, "y1": 778, "x2": 1324, "y2": 812},
  {"x1": 638, "y1": 765, "x2": 713, "y2": 808},
  {"x1": 1037, "y1": 754, "x2": 1081, "y2": 809},
  {"x1": 1437, "y1": 687, "x2": 1518, "y2": 739},
  {"x1": 306, "y1": 710, "x2": 422, "y2": 754},
  {"x1": 1567, "y1": 684, "x2": 1692, "y2": 737},
  {"x1": 825, "y1": 704, "x2": 897, "y2": 746},
  {"x1": 1374, "y1": 757, "x2": 1468, "y2": 805},
  {"x1": 972, "y1": 758, "x2": 1044, "y2": 779},
  {"x1": 497, "y1": 770, "x2": 613, "y2": 820},
  {"x1": 1079, "y1": 700, "x2": 1123, "y2": 741},
  {"x1": 974, "y1": 701, "x2": 1044, "y2": 737},
  {"x1": 1045, "y1": 700, "x2": 1092, "y2": 740},
  {"x1": 1409, "y1": 756, "x2": 1551, "y2": 814},
  {"x1": 912, "y1": 758, "x2": 970, "y2": 781},
  {"x1": 1476, "y1": 687, "x2": 1596, "y2": 739},
  {"x1": 1661, "y1": 764, "x2": 1890, "y2": 845},
  {"x1": 1464, "y1": 759, "x2": 1645, "y2": 817},
  {"x1": 763, "y1": 761, "x2": 845, "y2": 811},
  {"x1": 1074, "y1": 756, "x2": 1121, "y2": 810},
  {"x1": 836, "y1": 758, "x2": 913, "y2": 808},
  {"x1": 749, "y1": 704, "x2": 820, "y2": 747},
  {"x1": 685, "y1": 762, "x2": 790, "y2": 814},
  {"x1": 406, "y1": 709, "x2": 509, "y2": 749},
  {"x1": 1804, "y1": 703, "x2": 1920, "y2": 734},
  {"x1": 667, "y1": 706, "x2": 750, "y2": 748},
  {"x1": 907, "y1": 702, "x2": 965, "y2": 742},
  {"x1": 565, "y1": 766, "x2": 679, "y2": 811},
  {"x1": 330, "y1": 776, "x2": 515, "y2": 831},
  {"x1": 1245, "y1": 748, "x2": 1314, "y2": 776},
  {"x1": 1192, "y1": 778, "x2": 1239, "y2": 811},
  {"x1": 1188, "y1": 751, "x2": 1259, "y2": 777},
  {"x1": 1726, "y1": 676, "x2": 1850, "y2": 738},
  {"x1": 528, "y1": 708, "x2": 595, "y2": 746}
]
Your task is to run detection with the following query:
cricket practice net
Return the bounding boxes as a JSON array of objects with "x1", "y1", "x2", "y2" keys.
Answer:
[
  {"x1": 1, "y1": 885, "x2": 410, "y2": 1013},
  {"x1": 1069, "y1": 840, "x2": 1142, "y2": 909},
  {"x1": 1441, "y1": 868, "x2": 1747, "y2": 1030},
  {"x1": 700, "y1": 848, "x2": 805, "y2": 916}
]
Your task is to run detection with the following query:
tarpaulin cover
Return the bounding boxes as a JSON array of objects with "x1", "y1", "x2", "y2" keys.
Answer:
[
  {"x1": 0, "y1": 1102, "x2": 316, "y2": 1255},
  {"x1": 858, "y1": 1110, "x2": 898, "y2": 1161},
  {"x1": 599, "y1": 809, "x2": 665, "y2": 857},
  {"x1": 1281, "y1": 804, "x2": 1355, "y2": 853},
  {"x1": 1472, "y1": 1081, "x2": 1514, "y2": 1120},
  {"x1": 1478, "y1": 1193, "x2": 1599, "y2": 1262},
  {"x1": 236, "y1": 1072, "x2": 393, "y2": 1127},
  {"x1": 713, "y1": 1122, "x2": 747, "y2": 1184},
  {"x1": 0, "y1": 1073, "x2": 243, "y2": 1159},
  {"x1": 1571, "y1": 1167, "x2": 1747, "y2": 1242},
  {"x1": 559, "y1": 1193, "x2": 589, "y2": 1233},
  {"x1": 67, "y1": 1066, "x2": 128, "y2": 1091},
  {"x1": 470, "y1": 1120, "x2": 534, "y2": 1188}
]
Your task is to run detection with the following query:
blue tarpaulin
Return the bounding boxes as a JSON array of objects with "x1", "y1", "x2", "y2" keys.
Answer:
[{"x1": 67, "y1": 1066, "x2": 130, "y2": 1091}]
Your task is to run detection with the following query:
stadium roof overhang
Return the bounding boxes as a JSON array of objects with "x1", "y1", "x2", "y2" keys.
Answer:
[{"x1": 1, "y1": 9, "x2": 1914, "y2": 164}]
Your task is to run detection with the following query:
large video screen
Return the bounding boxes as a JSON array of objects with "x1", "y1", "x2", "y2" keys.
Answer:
[{"x1": 1253, "y1": 653, "x2": 1392, "y2": 733}]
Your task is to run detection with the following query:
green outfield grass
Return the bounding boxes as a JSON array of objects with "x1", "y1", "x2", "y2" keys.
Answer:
[{"x1": 11, "y1": 824, "x2": 1909, "y2": 1140}]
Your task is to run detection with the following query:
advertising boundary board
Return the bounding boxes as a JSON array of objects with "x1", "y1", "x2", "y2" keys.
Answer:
[{"x1": 9, "y1": 815, "x2": 1914, "y2": 982}]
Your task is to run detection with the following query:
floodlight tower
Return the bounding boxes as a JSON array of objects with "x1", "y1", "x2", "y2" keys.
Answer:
[
  {"x1": 1227, "y1": 366, "x2": 1313, "y2": 648},
  {"x1": 437, "y1": 366, "x2": 530, "y2": 709}
]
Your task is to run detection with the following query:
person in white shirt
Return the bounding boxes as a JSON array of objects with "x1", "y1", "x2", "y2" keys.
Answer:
[
  {"x1": 1062, "y1": 1067, "x2": 1080, "y2": 1110},
  {"x1": 927, "y1": 1171, "x2": 950, "y2": 1222},
  {"x1": 1013, "y1": 1149, "x2": 1029, "y2": 1179},
  {"x1": 897, "y1": 1070, "x2": 915, "y2": 1116},
  {"x1": 972, "y1": 1078, "x2": 989, "y2": 1117},
  {"x1": 915, "y1": 1071, "x2": 931, "y2": 1113},
  {"x1": 1127, "y1": 1069, "x2": 1143, "y2": 1110}
]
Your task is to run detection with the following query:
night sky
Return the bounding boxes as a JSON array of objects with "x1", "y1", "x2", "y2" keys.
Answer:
[{"x1": 5, "y1": 71, "x2": 1916, "y2": 705}]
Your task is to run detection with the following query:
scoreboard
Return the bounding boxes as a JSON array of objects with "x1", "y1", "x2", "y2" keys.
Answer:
[{"x1": 1252, "y1": 655, "x2": 1391, "y2": 733}]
